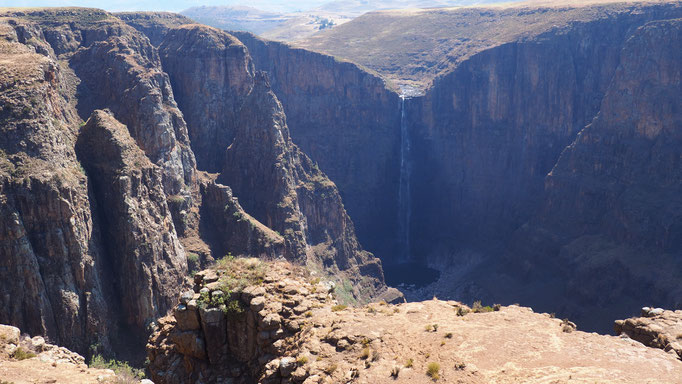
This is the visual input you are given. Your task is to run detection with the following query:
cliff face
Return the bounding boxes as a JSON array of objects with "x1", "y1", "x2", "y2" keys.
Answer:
[
  {"x1": 228, "y1": 4, "x2": 682, "y2": 331},
  {"x1": 505, "y1": 17, "x2": 682, "y2": 330},
  {"x1": 0, "y1": 8, "x2": 390, "y2": 360},
  {"x1": 76, "y1": 110, "x2": 188, "y2": 330},
  {"x1": 159, "y1": 26, "x2": 254, "y2": 173},
  {"x1": 408, "y1": 9, "x2": 682, "y2": 263},
  {"x1": 159, "y1": 25, "x2": 393, "y2": 302},
  {"x1": 232, "y1": 32, "x2": 404, "y2": 262},
  {"x1": 115, "y1": 12, "x2": 194, "y2": 46},
  {"x1": 0, "y1": 15, "x2": 113, "y2": 354},
  {"x1": 67, "y1": 23, "x2": 196, "y2": 196}
]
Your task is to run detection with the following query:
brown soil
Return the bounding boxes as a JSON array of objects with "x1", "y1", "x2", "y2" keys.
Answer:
[
  {"x1": 296, "y1": 299, "x2": 682, "y2": 383},
  {"x1": 0, "y1": 356, "x2": 114, "y2": 384}
]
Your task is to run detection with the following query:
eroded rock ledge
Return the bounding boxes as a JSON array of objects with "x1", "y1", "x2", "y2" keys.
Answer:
[
  {"x1": 148, "y1": 259, "x2": 682, "y2": 384},
  {"x1": 616, "y1": 307, "x2": 682, "y2": 360}
]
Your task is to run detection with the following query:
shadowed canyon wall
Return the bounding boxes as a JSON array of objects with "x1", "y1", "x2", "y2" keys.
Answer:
[
  {"x1": 228, "y1": 4, "x2": 682, "y2": 330},
  {"x1": 0, "y1": 8, "x2": 392, "y2": 360},
  {"x1": 503, "y1": 17, "x2": 682, "y2": 331},
  {"x1": 231, "y1": 31, "x2": 405, "y2": 262}
]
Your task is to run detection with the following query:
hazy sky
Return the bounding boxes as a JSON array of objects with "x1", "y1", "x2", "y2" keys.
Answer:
[{"x1": 0, "y1": 0, "x2": 328, "y2": 12}]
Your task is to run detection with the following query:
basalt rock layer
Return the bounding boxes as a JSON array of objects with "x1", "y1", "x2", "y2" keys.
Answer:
[
  {"x1": 232, "y1": 32, "x2": 404, "y2": 261},
  {"x1": 0, "y1": 8, "x2": 389, "y2": 361},
  {"x1": 159, "y1": 25, "x2": 394, "y2": 302},
  {"x1": 225, "y1": 3, "x2": 682, "y2": 331},
  {"x1": 148, "y1": 261, "x2": 682, "y2": 384},
  {"x1": 502, "y1": 16, "x2": 682, "y2": 331}
]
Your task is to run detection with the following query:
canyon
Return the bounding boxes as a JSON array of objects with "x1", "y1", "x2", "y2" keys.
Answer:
[
  {"x1": 233, "y1": 1, "x2": 682, "y2": 332},
  {"x1": 0, "y1": 0, "x2": 681, "y2": 381},
  {"x1": 0, "y1": 7, "x2": 393, "y2": 364}
]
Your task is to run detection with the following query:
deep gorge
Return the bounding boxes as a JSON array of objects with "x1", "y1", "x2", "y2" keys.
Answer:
[
  {"x1": 0, "y1": 2, "x2": 681, "y2": 368},
  {"x1": 235, "y1": 3, "x2": 682, "y2": 332}
]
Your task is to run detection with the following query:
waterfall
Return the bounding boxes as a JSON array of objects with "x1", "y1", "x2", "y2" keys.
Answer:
[{"x1": 398, "y1": 93, "x2": 412, "y2": 261}]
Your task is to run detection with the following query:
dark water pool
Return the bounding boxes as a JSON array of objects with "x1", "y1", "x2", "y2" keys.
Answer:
[{"x1": 383, "y1": 262, "x2": 441, "y2": 288}]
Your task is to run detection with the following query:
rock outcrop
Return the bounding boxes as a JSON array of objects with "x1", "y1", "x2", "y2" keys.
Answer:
[
  {"x1": 233, "y1": 32, "x2": 404, "y2": 261},
  {"x1": 198, "y1": 179, "x2": 286, "y2": 260},
  {"x1": 159, "y1": 25, "x2": 393, "y2": 303},
  {"x1": 504, "y1": 17, "x2": 682, "y2": 330},
  {"x1": 149, "y1": 261, "x2": 682, "y2": 384},
  {"x1": 76, "y1": 110, "x2": 189, "y2": 330},
  {"x1": 116, "y1": 11, "x2": 194, "y2": 46},
  {"x1": 0, "y1": 14, "x2": 113, "y2": 354},
  {"x1": 0, "y1": 8, "x2": 392, "y2": 360},
  {"x1": 0, "y1": 323, "x2": 127, "y2": 383},
  {"x1": 615, "y1": 307, "x2": 682, "y2": 359},
  {"x1": 147, "y1": 258, "x2": 333, "y2": 383}
]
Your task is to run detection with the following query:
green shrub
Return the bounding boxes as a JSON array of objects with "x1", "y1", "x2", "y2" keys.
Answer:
[
  {"x1": 331, "y1": 304, "x2": 347, "y2": 312},
  {"x1": 324, "y1": 363, "x2": 337, "y2": 375},
  {"x1": 297, "y1": 355, "x2": 308, "y2": 365},
  {"x1": 187, "y1": 252, "x2": 199, "y2": 264},
  {"x1": 361, "y1": 346, "x2": 370, "y2": 359},
  {"x1": 472, "y1": 301, "x2": 494, "y2": 313},
  {"x1": 426, "y1": 362, "x2": 440, "y2": 381},
  {"x1": 168, "y1": 195, "x2": 184, "y2": 205},
  {"x1": 12, "y1": 347, "x2": 36, "y2": 361},
  {"x1": 405, "y1": 358, "x2": 414, "y2": 368},
  {"x1": 89, "y1": 355, "x2": 145, "y2": 380},
  {"x1": 225, "y1": 299, "x2": 244, "y2": 316}
]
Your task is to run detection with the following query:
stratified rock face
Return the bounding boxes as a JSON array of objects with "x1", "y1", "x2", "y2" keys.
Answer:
[
  {"x1": 507, "y1": 18, "x2": 682, "y2": 330},
  {"x1": 115, "y1": 12, "x2": 194, "y2": 46},
  {"x1": 233, "y1": 31, "x2": 404, "y2": 261},
  {"x1": 408, "y1": 10, "x2": 682, "y2": 262},
  {"x1": 0, "y1": 16, "x2": 112, "y2": 354},
  {"x1": 0, "y1": 10, "x2": 195, "y2": 357},
  {"x1": 68, "y1": 22, "x2": 196, "y2": 196},
  {"x1": 0, "y1": 8, "x2": 393, "y2": 361},
  {"x1": 76, "y1": 110, "x2": 188, "y2": 328},
  {"x1": 160, "y1": 25, "x2": 255, "y2": 173},
  {"x1": 159, "y1": 25, "x2": 390, "y2": 302},
  {"x1": 198, "y1": 179, "x2": 286, "y2": 260}
]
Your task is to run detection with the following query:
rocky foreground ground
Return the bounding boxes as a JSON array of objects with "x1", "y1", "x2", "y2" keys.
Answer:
[
  {"x1": 0, "y1": 324, "x2": 120, "y2": 383},
  {"x1": 146, "y1": 258, "x2": 682, "y2": 384},
  {"x1": 2, "y1": 256, "x2": 682, "y2": 383}
]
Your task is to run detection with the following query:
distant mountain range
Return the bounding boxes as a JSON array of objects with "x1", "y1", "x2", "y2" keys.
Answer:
[{"x1": 181, "y1": 0, "x2": 505, "y2": 41}]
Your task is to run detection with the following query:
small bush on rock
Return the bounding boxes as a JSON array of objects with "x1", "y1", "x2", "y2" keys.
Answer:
[
  {"x1": 426, "y1": 362, "x2": 440, "y2": 381},
  {"x1": 12, "y1": 347, "x2": 36, "y2": 361},
  {"x1": 89, "y1": 355, "x2": 145, "y2": 381}
]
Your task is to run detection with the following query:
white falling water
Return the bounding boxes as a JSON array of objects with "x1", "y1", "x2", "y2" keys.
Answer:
[{"x1": 398, "y1": 93, "x2": 412, "y2": 261}]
